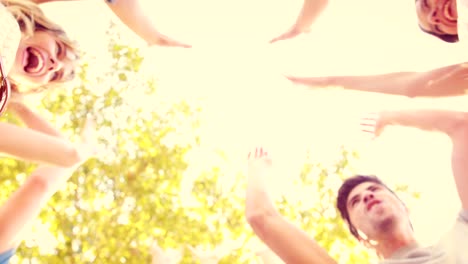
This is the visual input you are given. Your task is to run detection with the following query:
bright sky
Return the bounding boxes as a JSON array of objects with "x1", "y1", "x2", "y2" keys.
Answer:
[{"x1": 40, "y1": 0, "x2": 467, "y2": 253}]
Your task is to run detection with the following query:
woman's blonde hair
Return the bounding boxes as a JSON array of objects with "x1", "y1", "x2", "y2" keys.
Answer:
[{"x1": 2, "y1": 0, "x2": 80, "y2": 93}]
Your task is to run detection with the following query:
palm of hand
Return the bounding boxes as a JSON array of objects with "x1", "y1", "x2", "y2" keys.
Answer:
[
  {"x1": 247, "y1": 147, "x2": 273, "y2": 176},
  {"x1": 360, "y1": 113, "x2": 383, "y2": 139}
]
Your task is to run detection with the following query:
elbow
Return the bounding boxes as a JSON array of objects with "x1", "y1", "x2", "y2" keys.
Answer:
[
  {"x1": 403, "y1": 80, "x2": 425, "y2": 98},
  {"x1": 27, "y1": 173, "x2": 53, "y2": 194},
  {"x1": 246, "y1": 208, "x2": 278, "y2": 237}
]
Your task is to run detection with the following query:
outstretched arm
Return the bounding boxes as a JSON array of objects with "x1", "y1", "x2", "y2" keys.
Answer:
[
  {"x1": 288, "y1": 62, "x2": 468, "y2": 98},
  {"x1": 33, "y1": 0, "x2": 191, "y2": 47},
  {"x1": 245, "y1": 147, "x2": 336, "y2": 264},
  {"x1": 105, "y1": 0, "x2": 190, "y2": 48},
  {"x1": 0, "y1": 121, "x2": 95, "y2": 253},
  {"x1": 362, "y1": 110, "x2": 468, "y2": 210},
  {"x1": 0, "y1": 165, "x2": 77, "y2": 253},
  {"x1": 270, "y1": 0, "x2": 328, "y2": 43},
  {"x1": 8, "y1": 101, "x2": 65, "y2": 139},
  {"x1": 0, "y1": 122, "x2": 82, "y2": 167}
]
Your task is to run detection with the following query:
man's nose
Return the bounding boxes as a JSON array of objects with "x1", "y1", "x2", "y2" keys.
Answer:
[{"x1": 363, "y1": 193, "x2": 374, "y2": 203}]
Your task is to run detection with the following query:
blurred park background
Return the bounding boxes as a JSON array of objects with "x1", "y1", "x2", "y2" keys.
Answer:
[{"x1": 1, "y1": 0, "x2": 467, "y2": 263}]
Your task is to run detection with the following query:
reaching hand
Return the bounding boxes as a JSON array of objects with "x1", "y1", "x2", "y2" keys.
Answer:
[
  {"x1": 151, "y1": 31, "x2": 191, "y2": 48},
  {"x1": 285, "y1": 75, "x2": 331, "y2": 87},
  {"x1": 247, "y1": 147, "x2": 273, "y2": 177},
  {"x1": 270, "y1": 25, "x2": 309, "y2": 44},
  {"x1": 360, "y1": 113, "x2": 385, "y2": 139}
]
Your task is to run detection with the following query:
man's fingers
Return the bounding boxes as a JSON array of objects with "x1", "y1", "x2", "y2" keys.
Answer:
[
  {"x1": 361, "y1": 128, "x2": 375, "y2": 134},
  {"x1": 247, "y1": 147, "x2": 270, "y2": 159},
  {"x1": 270, "y1": 32, "x2": 290, "y2": 43},
  {"x1": 360, "y1": 121, "x2": 376, "y2": 128},
  {"x1": 160, "y1": 37, "x2": 192, "y2": 48}
]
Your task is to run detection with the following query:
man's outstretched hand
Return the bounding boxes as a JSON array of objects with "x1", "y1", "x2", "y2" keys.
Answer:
[
  {"x1": 360, "y1": 112, "x2": 386, "y2": 139},
  {"x1": 247, "y1": 147, "x2": 273, "y2": 177}
]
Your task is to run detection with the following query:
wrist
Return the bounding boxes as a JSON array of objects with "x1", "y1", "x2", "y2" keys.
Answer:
[{"x1": 379, "y1": 111, "x2": 397, "y2": 127}]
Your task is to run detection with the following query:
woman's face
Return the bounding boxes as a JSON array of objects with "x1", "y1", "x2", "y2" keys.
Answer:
[
  {"x1": 9, "y1": 30, "x2": 75, "y2": 92},
  {"x1": 416, "y1": 0, "x2": 458, "y2": 35}
]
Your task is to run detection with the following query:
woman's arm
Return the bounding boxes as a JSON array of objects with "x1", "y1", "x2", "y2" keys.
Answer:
[
  {"x1": 0, "y1": 122, "x2": 81, "y2": 167},
  {"x1": 8, "y1": 101, "x2": 65, "y2": 139},
  {"x1": 33, "y1": 0, "x2": 190, "y2": 47},
  {"x1": 104, "y1": 0, "x2": 190, "y2": 47},
  {"x1": 0, "y1": 120, "x2": 95, "y2": 252},
  {"x1": 0, "y1": 165, "x2": 77, "y2": 252}
]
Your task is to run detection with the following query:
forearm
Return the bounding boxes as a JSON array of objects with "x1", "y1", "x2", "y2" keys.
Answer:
[
  {"x1": 9, "y1": 103, "x2": 65, "y2": 139},
  {"x1": 0, "y1": 165, "x2": 76, "y2": 252},
  {"x1": 246, "y1": 171, "x2": 278, "y2": 219},
  {"x1": 381, "y1": 110, "x2": 468, "y2": 136},
  {"x1": 294, "y1": 0, "x2": 328, "y2": 30},
  {"x1": 106, "y1": 0, "x2": 161, "y2": 45},
  {"x1": 0, "y1": 123, "x2": 81, "y2": 167},
  {"x1": 298, "y1": 63, "x2": 468, "y2": 97},
  {"x1": 326, "y1": 71, "x2": 417, "y2": 96},
  {"x1": 381, "y1": 109, "x2": 468, "y2": 210}
]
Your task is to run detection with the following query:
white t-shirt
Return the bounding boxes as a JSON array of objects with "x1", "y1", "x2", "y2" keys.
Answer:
[{"x1": 379, "y1": 211, "x2": 468, "y2": 264}]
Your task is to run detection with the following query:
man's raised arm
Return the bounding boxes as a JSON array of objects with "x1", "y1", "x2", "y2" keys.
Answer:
[{"x1": 245, "y1": 147, "x2": 337, "y2": 264}]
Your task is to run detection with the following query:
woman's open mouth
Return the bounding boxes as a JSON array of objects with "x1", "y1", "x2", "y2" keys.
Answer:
[{"x1": 23, "y1": 47, "x2": 45, "y2": 74}]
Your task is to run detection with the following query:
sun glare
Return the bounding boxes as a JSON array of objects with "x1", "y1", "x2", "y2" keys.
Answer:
[{"x1": 36, "y1": 0, "x2": 466, "y2": 257}]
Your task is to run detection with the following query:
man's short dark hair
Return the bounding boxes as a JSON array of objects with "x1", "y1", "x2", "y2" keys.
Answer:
[
  {"x1": 336, "y1": 175, "x2": 392, "y2": 239},
  {"x1": 419, "y1": 25, "x2": 459, "y2": 43}
]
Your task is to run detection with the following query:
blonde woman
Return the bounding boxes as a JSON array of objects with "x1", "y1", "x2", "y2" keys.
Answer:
[
  {"x1": 0, "y1": 3, "x2": 97, "y2": 263},
  {"x1": 0, "y1": 0, "x2": 90, "y2": 168},
  {"x1": 0, "y1": 120, "x2": 96, "y2": 264}
]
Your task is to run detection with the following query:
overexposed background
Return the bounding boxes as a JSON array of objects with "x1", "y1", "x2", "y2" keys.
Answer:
[{"x1": 39, "y1": 0, "x2": 467, "y2": 248}]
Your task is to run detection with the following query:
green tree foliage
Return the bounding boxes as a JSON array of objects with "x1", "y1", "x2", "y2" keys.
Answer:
[{"x1": 0, "y1": 27, "x2": 419, "y2": 264}]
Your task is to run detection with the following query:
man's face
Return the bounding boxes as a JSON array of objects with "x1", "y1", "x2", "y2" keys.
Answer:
[
  {"x1": 416, "y1": 0, "x2": 458, "y2": 36},
  {"x1": 346, "y1": 182, "x2": 408, "y2": 242}
]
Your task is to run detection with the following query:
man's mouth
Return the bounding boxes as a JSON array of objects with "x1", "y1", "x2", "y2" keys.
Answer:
[
  {"x1": 23, "y1": 47, "x2": 44, "y2": 74},
  {"x1": 367, "y1": 200, "x2": 381, "y2": 211}
]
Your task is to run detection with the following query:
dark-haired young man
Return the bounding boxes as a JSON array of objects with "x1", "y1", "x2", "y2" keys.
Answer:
[{"x1": 245, "y1": 109, "x2": 468, "y2": 263}]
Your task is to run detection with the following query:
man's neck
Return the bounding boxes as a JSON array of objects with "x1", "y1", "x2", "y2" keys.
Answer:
[{"x1": 374, "y1": 227, "x2": 418, "y2": 259}]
